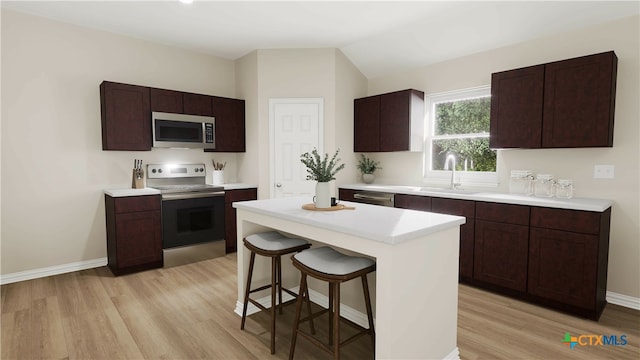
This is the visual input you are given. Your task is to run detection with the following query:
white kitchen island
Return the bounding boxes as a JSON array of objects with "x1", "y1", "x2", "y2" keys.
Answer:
[{"x1": 234, "y1": 197, "x2": 466, "y2": 360}]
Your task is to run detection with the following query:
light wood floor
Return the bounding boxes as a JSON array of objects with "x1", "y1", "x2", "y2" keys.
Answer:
[{"x1": 2, "y1": 253, "x2": 638, "y2": 359}]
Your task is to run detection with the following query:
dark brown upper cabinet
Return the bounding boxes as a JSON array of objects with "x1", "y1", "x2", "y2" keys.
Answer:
[
  {"x1": 100, "y1": 81, "x2": 151, "y2": 151},
  {"x1": 101, "y1": 81, "x2": 245, "y2": 152},
  {"x1": 490, "y1": 65, "x2": 544, "y2": 148},
  {"x1": 206, "y1": 96, "x2": 246, "y2": 152},
  {"x1": 490, "y1": 51, "x2": 617, "y2": 149},
  {"x1": 150, "y1": 88, "x2": 213, "y2": 116},
  {"x1": 354, "y1": 89, "x2": 424, "y2": 152},
  {"x1": 184, "y1": 93, "x2": 213, "y2": 116},
  {"x1": 150, "y1": 88, "x2": 183, "y2": 113}
]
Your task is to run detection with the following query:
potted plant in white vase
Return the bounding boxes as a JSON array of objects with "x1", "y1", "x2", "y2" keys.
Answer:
[
  {"x1": 300, "y1": 148, "x2": 345, "y2": 208},
  {"x1": 357, "y1": 154, "x2": 381, "y2": 184}
]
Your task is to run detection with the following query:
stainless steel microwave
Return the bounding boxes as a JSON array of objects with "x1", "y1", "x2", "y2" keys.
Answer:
[{"x1": 152, "y1": 112, "x2": 215, "y2": 149}]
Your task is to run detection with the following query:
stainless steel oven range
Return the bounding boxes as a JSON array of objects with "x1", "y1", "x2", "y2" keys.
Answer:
[{"x1": 147, "y1": 163, "x2": 225, "y2": 267}]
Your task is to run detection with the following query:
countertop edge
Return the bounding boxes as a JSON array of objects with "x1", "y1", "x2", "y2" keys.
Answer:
[
  {"x1": 339, "y1": 184, "x2": 613, "y2": 212},
  {"x1": 220, "y1": 183, "x2": 258, "y2": 190},
  {"x1": 104, "y1": 188, "x2": 161, "y2": 197}
]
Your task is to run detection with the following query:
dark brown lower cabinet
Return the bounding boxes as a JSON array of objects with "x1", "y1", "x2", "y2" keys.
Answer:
[
  {"x1": 224, "y1": 188, "x2": 258, "y2": 253},
  {"x1": 394, "y1": 193, "x2": 431, "y2": 211},
  {"x1": 528, "y1": 207, "x2": 611, "y2": 319},
  {"x1": 338, "y1": 187, "x2": 612, "y2": 319},
  {"x1": 474, "y1": 202, "x2": 530, "y2": 292},
  {"x1": 105, "y1": 195, "x2": 162, "y2": 275},
  {"x1": 474, "y1": 220, "x2": 529, "y2": 292}
]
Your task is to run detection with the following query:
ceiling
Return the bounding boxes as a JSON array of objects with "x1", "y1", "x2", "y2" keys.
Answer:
[{"x1": 2, "y1": 1, "x2": 639, "y2": 78}]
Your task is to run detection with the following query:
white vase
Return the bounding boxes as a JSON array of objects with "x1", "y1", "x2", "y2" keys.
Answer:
[
  {"x1": 362, "y1": 173, "x2": 375, "y2": 184},
  {"x1": 314, "y1": 181, "x2": 331, "y2": 208}
]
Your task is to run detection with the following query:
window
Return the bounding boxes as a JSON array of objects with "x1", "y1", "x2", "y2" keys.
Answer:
[{"x1": 424, "y1": 86, "x2": 497, "y2": 187}]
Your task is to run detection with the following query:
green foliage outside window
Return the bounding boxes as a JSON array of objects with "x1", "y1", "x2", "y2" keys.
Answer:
[{"x1": 432, "y1": 97, "x2": 496, "y2": 172}]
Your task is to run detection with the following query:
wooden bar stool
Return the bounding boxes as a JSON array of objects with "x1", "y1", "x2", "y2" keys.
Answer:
[
  {"x1": 240, "y1": 231, "x2": 313, "y2": 354},
  {"x1": 289, "y1": 246, "x2": 376, "y2": 360}
]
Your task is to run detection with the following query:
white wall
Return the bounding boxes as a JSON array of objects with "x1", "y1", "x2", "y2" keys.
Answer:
[
  {"x1": 0, "y1": 10, "x2": 238, "y2": 275},
  {"x1": 235, "y1": 48, "x2": 367, "y2": 199},
  {"x1": 364, "y1": 15, "x2": 640, "y2": 299}
]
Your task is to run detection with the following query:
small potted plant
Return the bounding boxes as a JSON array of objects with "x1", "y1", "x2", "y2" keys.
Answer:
[
  {"x1": 300, "y1": 148, "x2": 345, "y2": 208},
  {"x1": 357, "y1": 154, "x2": 381, "y2": 184}
]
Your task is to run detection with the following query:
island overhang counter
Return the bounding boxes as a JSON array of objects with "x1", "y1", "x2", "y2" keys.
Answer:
[{"x1": 233, "y1": 196, "x2": 466, "y2": 360}]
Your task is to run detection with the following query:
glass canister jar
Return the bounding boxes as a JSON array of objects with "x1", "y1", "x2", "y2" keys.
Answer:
[
  {"x1": 555, "y1": 179, "x2": 574, "y2": 199},
  {"x1": 509, "y1": 170, "x2": 534, "y2": 195},
  {"x1": 534, "y1": 174, "x2": 555, "y2": 197}
]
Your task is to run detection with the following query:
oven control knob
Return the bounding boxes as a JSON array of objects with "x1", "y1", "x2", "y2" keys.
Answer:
[
  {"x1": 152, "y1": 169, "x2": 157, "y2": 173},
  {"x1": 158, "y1": 169, "x2": 163, "y2": 173},
  {"x1": 199, "y1": 167, "x2": 204, "y2": 172}
]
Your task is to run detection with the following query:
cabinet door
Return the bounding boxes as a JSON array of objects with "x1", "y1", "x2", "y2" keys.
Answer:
[
  {"x1": 224, "y1": 188, "x2": 257, "y2": 253},
  {"x1": 528, "y1": 227, "x2": 598, "y2": 308},
  {"x1": 432, "y1": 198, "x2": 475, "y2": 280},
  {"x1": 394, "y1": 194, "x2": 431, "y2": 211},
  {"x1": 489, "y1": 65, "x2": 544, "y2": 148},
  {"x1": 209, "y1": 97, "x2": 246, "y2": 152},
  {"x1": 100, "y1": 81, "x2": 151, "y2": 151},
  {"x1": 474, "y1": 220, "x2": 529, "y2": 292},
  {"x1": 380, "y1": 90, "x2": 423, "y2": 151},
  {"x1": 150, "y1": 88, "x2": 183, "y2": 113},
  {"x1": 184, "y1": 93, "x2": 213, "y2": 116},
  {"x1": 354, "y1": 96, "x2": 381, "y2": 152},
  {"x1": 115, "y1": 210, "x2": 162, "y2": 268},
  {"x1": 542, "y1": 51, "x2": 617, "y2": 147},
  {"x1": 380, "y1": 90, "x2": 409, "y2": 151}
]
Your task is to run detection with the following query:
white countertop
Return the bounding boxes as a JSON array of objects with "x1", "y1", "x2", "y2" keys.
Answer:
[
  {"x1": 233, "y1": 196, "x2": 465, "y2": 245},
  {"x1": 104, "y1": 188, "x2": 161, "y2": 197},
  {"x1": 219, "y1": 183, "x2": 258, "y2": 190},
  {"x1": 104, "y1": 183, "x2": 256, "y2": 197},
  {"x1": 340, "y1": 184, "x2": 613, "y2": 212}
]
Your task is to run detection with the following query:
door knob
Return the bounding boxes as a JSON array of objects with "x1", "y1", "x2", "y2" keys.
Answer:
[{"x1": 276, "y1": 183, "x2": 282, "y2": 188}]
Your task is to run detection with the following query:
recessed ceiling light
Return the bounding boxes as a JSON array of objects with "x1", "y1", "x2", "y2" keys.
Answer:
[{"x1": 179, "y1": 0, "x2": 193, "y2": 4}]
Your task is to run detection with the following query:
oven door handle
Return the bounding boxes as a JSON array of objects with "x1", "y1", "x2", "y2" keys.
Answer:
[{"x1": 162, "y1": 191, "x2": 225, "y2": 201}]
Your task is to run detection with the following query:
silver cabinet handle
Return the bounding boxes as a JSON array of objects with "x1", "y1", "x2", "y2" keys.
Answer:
[
  {"x1": 276, "y1": 183, "x2": 282, "y2": 188},
  {"x1": 354, "y1": 193, "x2": 392, "y2": 201}
]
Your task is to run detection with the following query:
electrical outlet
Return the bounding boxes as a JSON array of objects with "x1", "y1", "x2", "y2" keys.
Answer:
[{"x1": 593, "y1": 165, "x2": 615, "y2": 179}]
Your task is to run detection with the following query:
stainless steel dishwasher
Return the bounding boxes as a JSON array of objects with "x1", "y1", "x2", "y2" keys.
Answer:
[{"x1": 352, "y1": 191, "x2": 395, "y2": 207}]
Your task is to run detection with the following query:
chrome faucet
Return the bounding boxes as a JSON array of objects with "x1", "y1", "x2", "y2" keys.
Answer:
[{"x1": 444, "y1": 154, "x2": 461, "y2": 189}]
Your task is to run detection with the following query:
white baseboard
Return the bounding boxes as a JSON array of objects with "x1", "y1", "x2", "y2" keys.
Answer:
[
  {"x1": 607, "y1": 291, "x2": 640, "y2": 310},
  {"x1": 0, "y1": 257, "x2": 108, "y2": 285},
  {"x1": 443, "y1": 347, "x2": 461, "y2": 360},
  {"x1": 234, "y1": 285, "x2": 371, "y2": 328}
]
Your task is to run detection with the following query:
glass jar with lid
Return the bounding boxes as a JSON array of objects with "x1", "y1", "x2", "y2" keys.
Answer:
[
  {"x1": 509, "y1": 170, "x2": 534, "y2": 195},
  {"x1": 534, "y1": 174, "x2": 555, "y2": 197},
  {"x1": 555, "y1": 179, "x2": 574, "y2": 199}
]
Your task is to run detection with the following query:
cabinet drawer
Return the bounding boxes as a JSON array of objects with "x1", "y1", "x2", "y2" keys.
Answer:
[
  {"x1": 225, "y1": 188, "x2": 257, "y2": 203},
  {"x1": 432, "y1": 198, "x2": 475, "y2": 218},
  {"x1": 476, "y1": 202, "x2": 529, "y2": 225},
  {"x1": 394, "y1": 194, "x2": 431, "y2": 211},
  {"x1": 531, "y1": 207, "x2": 602, "y2": 235},
  {"x1": 114, "y1": 195, "x2": 161, "y2": 213}
]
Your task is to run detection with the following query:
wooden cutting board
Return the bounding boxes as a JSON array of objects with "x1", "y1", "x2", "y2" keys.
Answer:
[{"x1": 302, "y1": 203, "x2": 355, "y2": 211}]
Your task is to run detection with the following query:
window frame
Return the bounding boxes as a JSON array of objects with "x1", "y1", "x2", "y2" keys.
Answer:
[{"x1": 423, "y1": 85, "x2": 498, "y2": 188}]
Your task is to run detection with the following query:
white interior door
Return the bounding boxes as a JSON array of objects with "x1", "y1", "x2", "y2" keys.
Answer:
[{"x1": 270, "y1": 98, "x2": 323, "y2": 198}]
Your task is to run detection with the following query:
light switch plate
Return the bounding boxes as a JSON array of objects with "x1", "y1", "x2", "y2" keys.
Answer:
[{"x1": 594, "y1": 165, "x2": 615, "y2": 179}]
